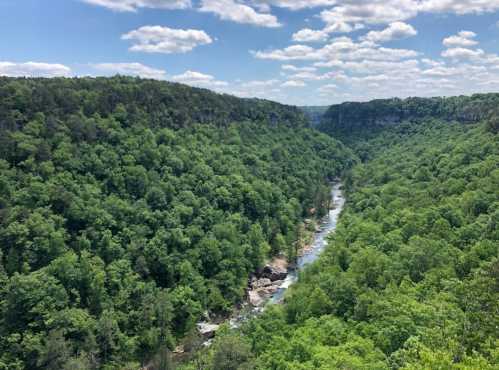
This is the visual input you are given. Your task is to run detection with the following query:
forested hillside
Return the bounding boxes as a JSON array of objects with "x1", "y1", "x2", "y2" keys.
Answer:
[
  {"x1": 318, "y1": 94, "x2": 499, "y2": 145},
  {"x1": 188, "y1": 110, "x2": 499, "y2": 369},
  {"x1": 0, "y1": 77, "x2": 354, "y2": 369},
  {"x1": 299, "y1": 106, "x2": 328, "y2": 126}
]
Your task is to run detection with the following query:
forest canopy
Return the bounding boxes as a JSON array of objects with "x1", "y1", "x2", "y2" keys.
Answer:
[
  {"x1": 0, "y1": 77, "x2": 354, "y2": 369},
  {"x1": 195, "y1": 118, "x2": 499, "y2": 370}
]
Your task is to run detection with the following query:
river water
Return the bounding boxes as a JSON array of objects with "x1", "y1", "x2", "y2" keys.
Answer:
[
  {"x1": 227, "y1": 182, "x2": 345, "y2": 328},
  {"x1": 269, "y1": 182, "x2": 345, "y2": 304}
]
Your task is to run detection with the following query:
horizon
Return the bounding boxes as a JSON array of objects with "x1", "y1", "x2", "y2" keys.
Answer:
[{"x1": 2, "y1": 0, "x2": 499, "y2": 105}]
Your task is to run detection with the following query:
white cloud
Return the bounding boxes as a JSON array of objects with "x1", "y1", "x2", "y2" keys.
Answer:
[
  {"x1": 254, "y1": 37, "x2": 418, "y2": 62},
  {"x1": 122, "y1": 26, "x2": 212, "y2": 54},
  {"x1": 171, "y1": 70, "x2": 228, "y2": 87},
  {"x1": 441, "y1": 47, "x2": 484, "y2": 60},
  {"x1": 251, "y1": 0, "x2": 336, "y2": 11},
  {"x1": 199, "y1": 0, "x2": 281, "y2": 28},
  {"x1": 91, "y1": 62, "x2": 167, "y2": 79},
  {"x1": 422, "y1": 65, "x2": 461, "y2": 76},
  {"x1": 313, "y1": 1, "x2": 499, "y2": 39},
  {"x1": 320, "y1": 0, "x2": 419, "y2": 32},
  {"x1": 253, "y1": 45, "x2": 318, "y2": 61},
  {"x1": 281, "y1": 64, "x2": 317, "y2": 72},
  {"x1": 0, "y1": 61, "x2": 72, "y2": 77},
  {"x1": 418, "y1": 0, "x2": 499, "y2": 15},
  {"x1": 362, "y1": 22, "x2": 417, "y2": 43},
  {"x1": 443, "y1": 30, "x2": 478, "y2": 47},
  {"x1": 282, "y1": 80, "x2": 307, "y2": 87},
  {"x1": 81, "y1": 0, "x2": 191, "y2": 12},
  {"x1": 292, "y1": 28, "x2": 329, "y2": 43}
]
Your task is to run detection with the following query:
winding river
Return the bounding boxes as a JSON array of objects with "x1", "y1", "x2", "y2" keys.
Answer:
[
  {"x1": 227, "y1": 182, "x2": 345, "y2": 329},
  {"x1": 269, "y1": 182, "x2": 345, "y2": 304}
]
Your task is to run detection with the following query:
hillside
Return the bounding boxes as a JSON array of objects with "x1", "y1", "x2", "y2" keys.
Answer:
[
  {"x1": 0, "y1": 77, "x2": 354, "y2": 369},
  {"x1": 299, "y1": 106, "x2": 329, "y2": 126},
  {"x1": 186, "y1": 99, "x2": 499, "y2": 370},
  {"x1": 318, "y1": 94, "x2": 499, "y2": 146}
]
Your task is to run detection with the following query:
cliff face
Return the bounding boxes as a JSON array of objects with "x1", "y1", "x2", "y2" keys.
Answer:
[{"x1": 318, "y1": 94, "x2": 499, "y2": 140}]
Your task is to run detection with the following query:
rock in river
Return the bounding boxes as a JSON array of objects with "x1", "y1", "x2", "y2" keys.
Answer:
[{"x1": 261, "y1": 264, "x2": 287, "y2": 281}]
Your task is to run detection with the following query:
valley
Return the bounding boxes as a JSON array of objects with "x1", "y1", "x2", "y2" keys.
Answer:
[{"x1": 0, "y1": 78, "x2": 497, "y2": 370}]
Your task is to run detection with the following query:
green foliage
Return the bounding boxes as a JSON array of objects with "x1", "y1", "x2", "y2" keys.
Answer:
[
  {"x1": 0, "y1": 77, "x2": 353, "y2": 369},
  {"x1": 319, "y1": 94, "x2": 499, "y2": 147},
  {"x1": 240, "y1": 120, "x2": 499, "y2": 369}
]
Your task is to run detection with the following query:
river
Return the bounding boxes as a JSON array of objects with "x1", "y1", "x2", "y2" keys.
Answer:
[
  {"x1": 226, "y1": 182, "x2": 345, "y2": 329},
  {"x1": 269, "y1": 182, "x2": 345, "y2": 304}
]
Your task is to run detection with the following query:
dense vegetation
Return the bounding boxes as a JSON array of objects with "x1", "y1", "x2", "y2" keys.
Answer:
[
  {"x1": 0, "y1": 77, "x2": 354, "y2": 369},
  {"x1": 188, "y1": 115, "x2": 498, "y2": 369},
  {"x1": 319, "y1": 94, "x2": 499, "y2": 146},
  {"x1": 299, "y1": 106, "x2": 328, "y2": 126}
]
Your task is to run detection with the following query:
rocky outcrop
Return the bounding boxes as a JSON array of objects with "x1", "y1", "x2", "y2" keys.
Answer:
[
  {"x1": 248, "y1": 290, "x2": 264, "y2": 306},
  {"x1": 261, "y1": 264, "x2": 287, "y2": 281},
  {"x1": 197, "y1": 322, "x2": 219, "y2": 339}
]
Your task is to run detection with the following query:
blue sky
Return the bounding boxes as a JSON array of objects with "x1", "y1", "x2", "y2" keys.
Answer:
[{"x1": 1, "y1": 0, "x2": 499, "y2": 105}]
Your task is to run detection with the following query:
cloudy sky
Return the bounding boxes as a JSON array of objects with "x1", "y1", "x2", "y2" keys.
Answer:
[{"x1": 2, "y1": 0, "x2": 499, "y2": 105}]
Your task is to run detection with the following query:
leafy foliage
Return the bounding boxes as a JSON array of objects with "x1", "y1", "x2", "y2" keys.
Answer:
[
  {"x1": 236, "y1": 120, "x2": 499, "y2": 369},
  {"x1": 0, "y1": 77, "x2": 353, "y2": 369},
  {"x1": 319, "y1": 94, "x2": 499, "y2": 146}
]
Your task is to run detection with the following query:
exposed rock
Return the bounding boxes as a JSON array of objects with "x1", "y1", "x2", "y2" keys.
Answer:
[
  {"x1": 173, "y1": 345, "x2": 184, "y2": 354},
  {"x1": 259, "y1": 285, "x2": 279, "y2": 295},
  {"x1": 197, "y1": 322, "x2": 219, "y2": 339},
  {"x1": 249, "y1": 290, "x2": 264, "y2": 306},
  {"x1": 261, "y1": 264, "x2": 287, "y2": 281},
  {"x1": 251, "y1": 278, "x2": 273, "y2": 289}
]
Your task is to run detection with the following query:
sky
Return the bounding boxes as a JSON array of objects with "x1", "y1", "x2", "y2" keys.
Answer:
[{"x1": 1, "y1": 0, "x2": 499, "y2": 105}]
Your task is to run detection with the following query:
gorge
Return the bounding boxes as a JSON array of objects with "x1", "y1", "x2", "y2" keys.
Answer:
[{"x1": 0, "y1": 78, "x2": 497, "y2": 370}]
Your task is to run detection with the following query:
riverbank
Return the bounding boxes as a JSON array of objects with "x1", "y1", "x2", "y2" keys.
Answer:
[{"x1": 194, "y1": 182, "x2": 345, "y2": 340}]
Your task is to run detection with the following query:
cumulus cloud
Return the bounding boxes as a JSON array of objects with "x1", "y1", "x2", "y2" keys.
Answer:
[
  {"x1": 418, "y1": 0, "x2": 499, "y2": 15},
  {"x1": 171, "y1": 70, "x2": 228, "y2": 87},
  {"x1": 362, "y1": 22, "x2": 417, "y2": 43},
  {"x1": 81, "y1": 0, "x2": 191, "y2": 12},
  {"x1": 320, "y1": 0, "x2": 419, "y2": 32},
  {"x1": 292, "y1": 28, "x2": 329, "y2": 43},
  {"x1": 253, "y1": 45, "x2": 318, "y2": 61},
  {"x1": 441, "y1": 47, "x2": 484, "y2": 60},
  {"x1": 0, "y1": 61, "x2": 72, "y2": 77},
  {"x1": 443, "y1": 30, "x2": 478, "y2": 47},
  {"x1": 91, "y1": 62, "x2": 167, "y2": 79},
  {"x1": 254, "y1": 37, "x2": 418, "y2": 62},
  {"x1": 310, "y1": 1, "x2": 499, "y2": 39},
  {"x1": 122, "y1": 26, "x2": 212, "y2": 54},
  {"x1": 199, "y1": 0, "x2": 281, "y2": 27}
]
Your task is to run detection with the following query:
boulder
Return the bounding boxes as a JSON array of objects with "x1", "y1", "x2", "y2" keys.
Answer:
[
  {"x1": 173, "y1": 345, "x2": 184, "y2": 354},
  {"x1": 261, "y1": 264, "x2": 287, "y2": 281},
  {"x1": 248, "y1": 290, "x2": 264, "y2": 307},
  {"x1": 251, "y1": 278, "x2": 273, "y2": 289},
  {"x1": 197, "y1": 322, "x2": 219, "y2": 339},
  {"x1": 259, "y1": 285, "x2": 279, "y2": 295}
]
